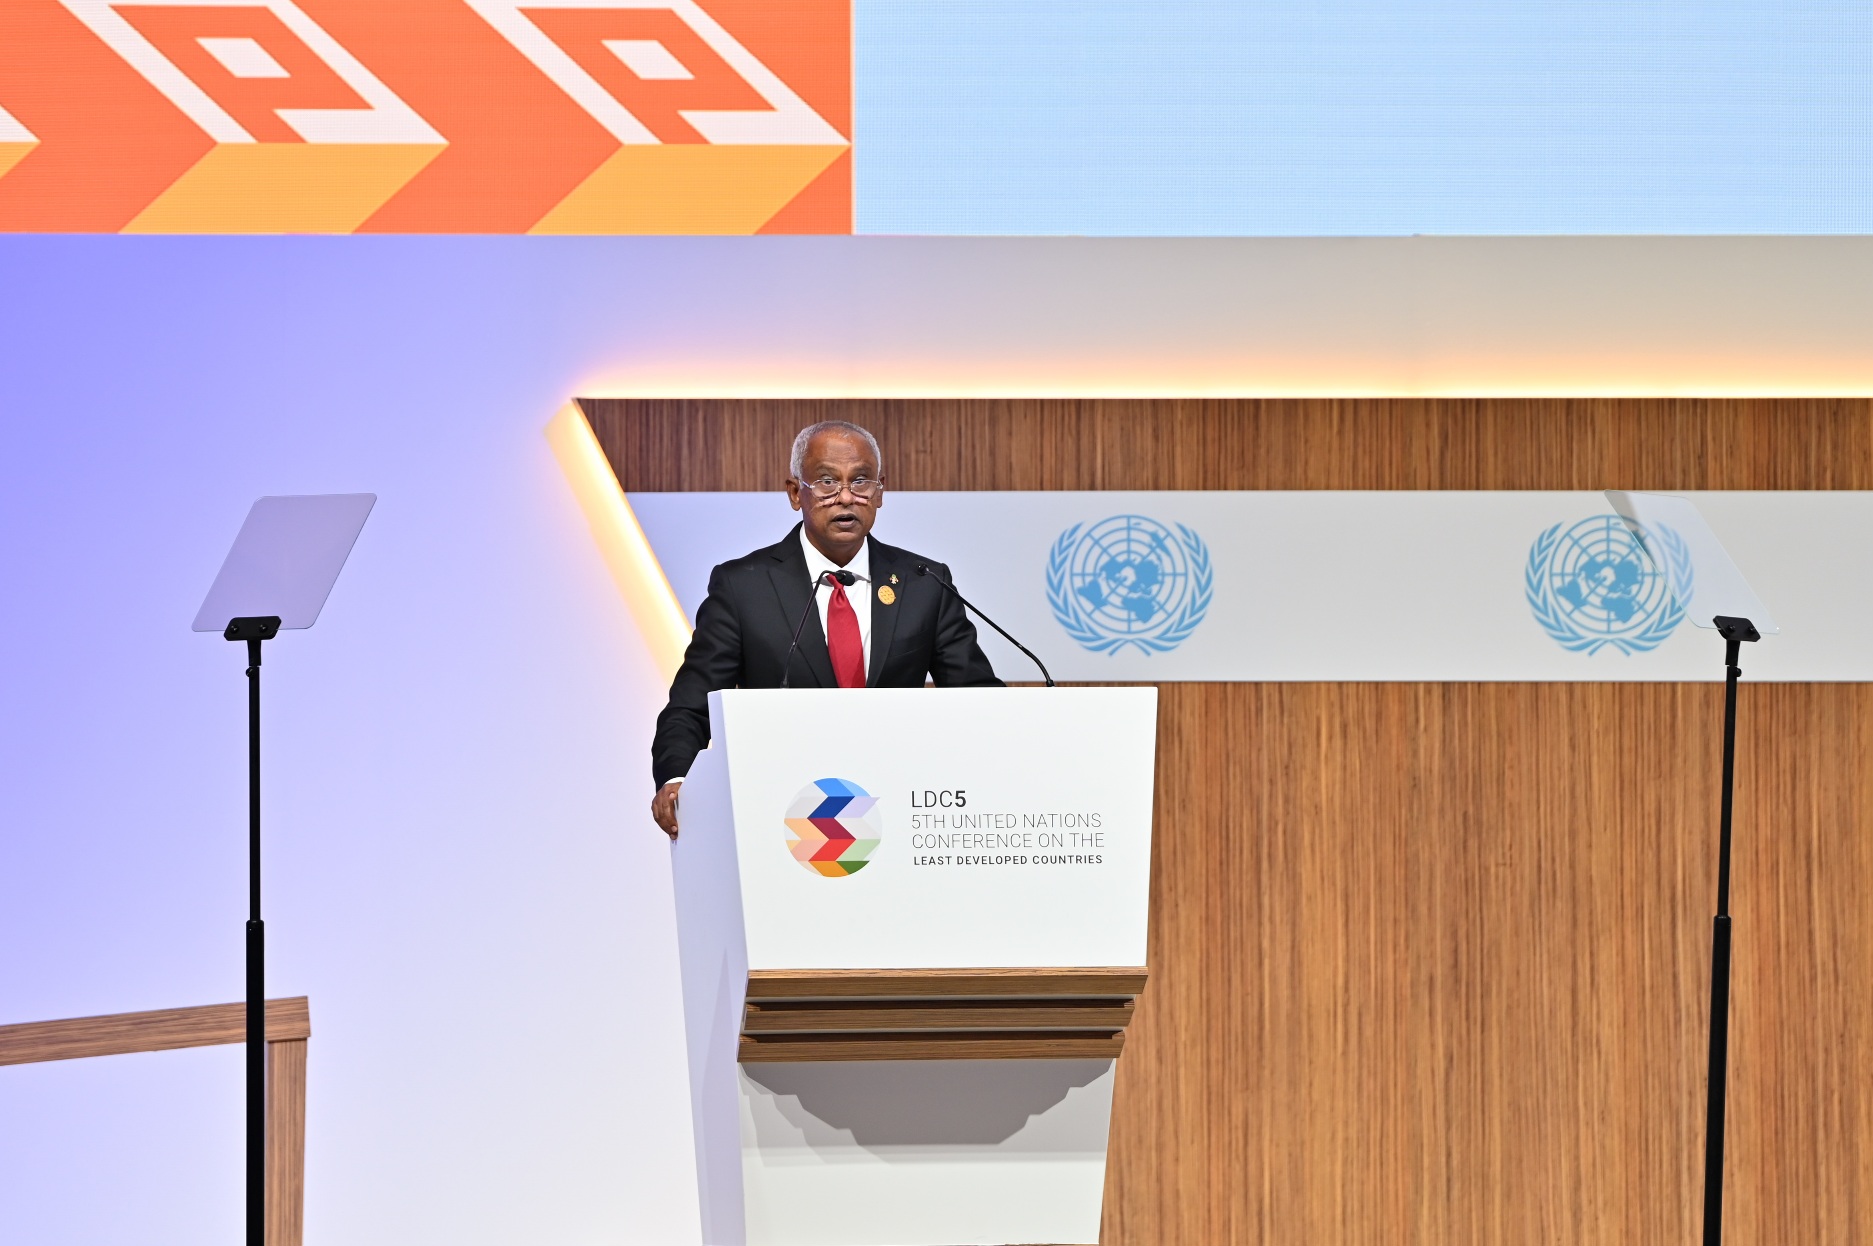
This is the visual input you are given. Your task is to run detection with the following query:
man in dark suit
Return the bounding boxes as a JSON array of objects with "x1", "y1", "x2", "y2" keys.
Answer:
[{"x1": 650, "y1": 420, "x2": 1002, "y2": 836}]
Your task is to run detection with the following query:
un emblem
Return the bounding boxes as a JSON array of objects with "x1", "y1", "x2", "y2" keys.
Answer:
[
  {"x1": 1526, "y1": 515, "x2": 1694, "y2": 654},
  {"x1": 1047, "y1": 515, "x2": 1213, "y2": 654}
]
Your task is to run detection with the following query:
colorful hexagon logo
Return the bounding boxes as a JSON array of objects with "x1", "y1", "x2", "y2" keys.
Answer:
[{"x1": 783, "y1": 778, "x2": 881, "y2": 877}]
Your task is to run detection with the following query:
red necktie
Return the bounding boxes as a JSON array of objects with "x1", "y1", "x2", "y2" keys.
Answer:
[{"x1": 825, "y1": 577, "x2": 866, "y2": 688}]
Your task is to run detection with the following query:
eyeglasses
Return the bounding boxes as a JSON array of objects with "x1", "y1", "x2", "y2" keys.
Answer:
[{"x1": 801, "y1": 476, "x2": 883, "y2": 500}]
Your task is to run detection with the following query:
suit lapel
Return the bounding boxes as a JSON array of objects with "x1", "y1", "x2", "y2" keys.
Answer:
[
  {"x1": 866, "y1": 539, "x2": 901, "y2": 687},
  {"x1": 769, "y1": 529, "x2": 836, "y2": 688}
]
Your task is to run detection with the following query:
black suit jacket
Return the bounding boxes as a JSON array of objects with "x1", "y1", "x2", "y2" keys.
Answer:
[{"x1": 651, "y1": 526, "x2": 1003, "y2": 786}]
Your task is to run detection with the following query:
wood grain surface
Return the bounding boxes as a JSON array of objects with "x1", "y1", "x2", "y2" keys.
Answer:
[
  {"x1": 743, "y1": 970, "x2": 1144, "y2": 1060},
  {"x1": 581, "y1": 397, "x2": 1873, "y2": 492},
  {"x1": 746, "y1": 967, "x2": 1149, "y2": 999},
  {"x1": 1100, "y1": 681, "x2": 1873, "y2": 1245},
  {"x1": 742, "y1": 999, "x2": 1135, "y2": 1033},
  {"x1": 0, "y1": 997, "x2": 311, "y2": 1066},
  {"x1": 740, "y1": 1031, "x2": 1128, "y2": 1062},
  {"x1": 594, "y1": 398, "x2": 1873, "y2": 1243},
  {"x1": 266, "y1": 1038, "x2": 308, "y2": 1246}
]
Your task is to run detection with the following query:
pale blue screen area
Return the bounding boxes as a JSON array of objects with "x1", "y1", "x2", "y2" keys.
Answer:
[{"x1": 855, "y1": 0, "x2": 1873, "y2": 235}]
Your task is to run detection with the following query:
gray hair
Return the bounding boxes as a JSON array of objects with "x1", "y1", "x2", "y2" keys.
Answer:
[{"x1": 789, "y1": 420, "x2": 883, "y2": 480}]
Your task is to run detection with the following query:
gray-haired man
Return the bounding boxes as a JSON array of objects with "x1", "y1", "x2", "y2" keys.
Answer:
[{"x1": 649, "y1": 420, "x2": 1003, "y2": 836}]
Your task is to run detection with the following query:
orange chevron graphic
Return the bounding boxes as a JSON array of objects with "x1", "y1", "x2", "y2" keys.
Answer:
[
  {"x1": 0, "y1": 0, "x2": 851, "y2": 233},
  {"x1": 317, "y1": 0, "x2": 623, "y2": 234},
  {"x1": 0, "y1": 1, "x2": 215, "y2": 231}
]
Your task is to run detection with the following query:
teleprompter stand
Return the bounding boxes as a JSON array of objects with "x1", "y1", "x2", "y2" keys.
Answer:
[
  {"x1": 1604, "y1": 490, "x2": 1782, "y2": 1246},
  {"x1": 1603, "y1": 487, "x2": 1775, "y2": 1244},
  {"x1": 1702, "y1": 614, "x2": 1760, "y2": 1246},
  {"x1": 196, "y1": 494, "x2": 374, "y2": 1246},
  {"x1": 227, "y1": 614, "x2": 280, "y2": 1246}
]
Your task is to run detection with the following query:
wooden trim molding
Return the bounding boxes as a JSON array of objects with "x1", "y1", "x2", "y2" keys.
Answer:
[
  {"x1": 0, "y1": 998, "x2": 310, "y2": 1066},
  {"x1": 741, "y1": 969, "x2": 1147, "y2": 1061},
  {"x1": 743, "y1": 1000, "x2": 1136, "y2": 1033},
  {"x1": 266, "y1": 1037, "x2": 307, "y2": 1246},
  {"x1": 740, "y1": 1031, "x2": 1127, "y2": 1062},
  {"x1": 746, "y1": 967, "x2": 1148, "y2": 1000},
  {"x1": 0, "y1": 998, "x2": 310, "y2": 1246}
]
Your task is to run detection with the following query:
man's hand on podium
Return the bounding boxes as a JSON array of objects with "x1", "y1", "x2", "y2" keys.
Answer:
[{"x1": 651, "y1": 781, "x2": 681, "y2": 839}]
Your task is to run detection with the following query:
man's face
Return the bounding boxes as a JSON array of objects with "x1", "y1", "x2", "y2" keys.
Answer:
[{"x1": 787, "y1": 431, "x2": 883, "y2": 564}]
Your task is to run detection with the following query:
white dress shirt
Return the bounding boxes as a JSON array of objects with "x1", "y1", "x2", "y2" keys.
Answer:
[{"x1": 800, "y1": 528, "x2": 871, "y2": 675}]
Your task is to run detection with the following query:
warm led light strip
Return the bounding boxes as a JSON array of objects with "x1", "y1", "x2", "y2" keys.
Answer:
[
  {"x1": 544, "y1": 402, "x2": 690, "y2": 679},
  {"x1": 573, "y1": 382, "x2": 1873, "y2": 399}
]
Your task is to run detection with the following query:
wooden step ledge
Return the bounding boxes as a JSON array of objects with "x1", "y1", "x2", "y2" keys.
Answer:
[
  {"x1": 744, "y1": 998, "x2": 1135, "y2": 1034},
  {"x1": 740, "y1": 1029, "x2": 1127, "y2": 1062},
  {"x1": 746, "y1": 966, "x2": 1148, "y2": 1002}
]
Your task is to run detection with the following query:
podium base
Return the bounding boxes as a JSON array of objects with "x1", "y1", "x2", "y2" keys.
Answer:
[{"x1": 731, "y1": 1058, "x2": 1113, "y2": 1246}]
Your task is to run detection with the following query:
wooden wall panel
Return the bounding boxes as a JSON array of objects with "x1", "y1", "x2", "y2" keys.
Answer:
[
  {"x1": 1103, "y1": 682, "x2": 1873, "y2": 1245},
  {"x1": 581, "y1": 397, "x2": 1873, "y2": 491},
  {"x1": 591, "y1": 398, "x2": 1873, "y2": 1244}
]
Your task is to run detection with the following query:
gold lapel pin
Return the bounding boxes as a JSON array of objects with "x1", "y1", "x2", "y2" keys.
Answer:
[{"x1": 877, "y1": 585, "x2": 897, "y2": 606}]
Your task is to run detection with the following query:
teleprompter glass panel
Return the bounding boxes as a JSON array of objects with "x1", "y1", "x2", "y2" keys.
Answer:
[
  {"x1": 1604, "y1": 490, "x2": 1778, "y2": 634},
  {"x1": 192, "y1": 494, "x2": 375, "y2": 632}
]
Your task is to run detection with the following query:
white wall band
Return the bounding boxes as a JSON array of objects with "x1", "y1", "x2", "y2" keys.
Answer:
[{"x1": 632, "y1": 491, "x2": 1873, "y2": 682}]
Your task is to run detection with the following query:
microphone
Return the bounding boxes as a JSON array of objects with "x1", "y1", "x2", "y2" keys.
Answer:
[
  {"x1": 780, "y1": 570, "x2": 855, "y2": 688},
  {"x1": 914, "y1": 563, "x2": 1055, "y2": 687}
]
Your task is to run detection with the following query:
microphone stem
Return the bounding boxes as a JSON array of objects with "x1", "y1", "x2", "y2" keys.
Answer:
[
  {"x1": 917, "y1": 564, "x2": 1055, "y2": 687},
  {"x1": 781, "y1": 572, "x2": 831, "y2": 689}
]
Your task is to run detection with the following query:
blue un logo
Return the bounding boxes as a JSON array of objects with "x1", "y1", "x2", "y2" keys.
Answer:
[
  {"x1": 1526, "y1": 515, "x2": 1693, "y2": 654},
  {"x1": 1047, "y1": 515, "x2": 1213, "y2": 654}
]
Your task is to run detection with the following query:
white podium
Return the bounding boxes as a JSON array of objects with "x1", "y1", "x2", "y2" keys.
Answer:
[{"x1": 672, "y1": 687, "x2": 1158, "y2": 1246}]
